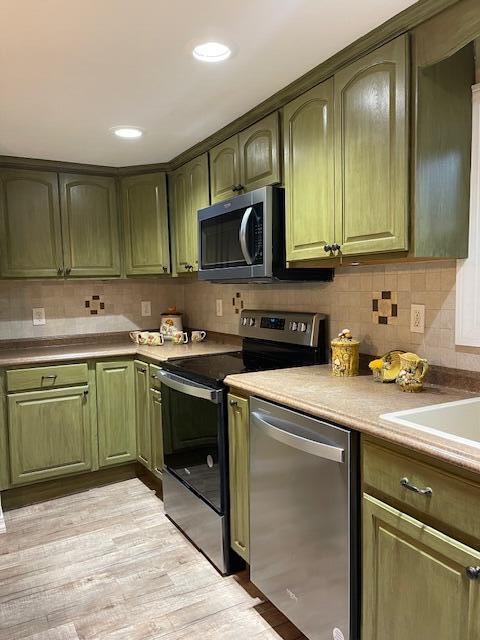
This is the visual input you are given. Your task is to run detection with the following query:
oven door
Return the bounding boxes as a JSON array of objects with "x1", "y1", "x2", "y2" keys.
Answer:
[
  {"x1": 198, "y1": 188, "x2": 271, "y2": 280},
  {"x1": 159, "y1": 370, "x2": 226, "y2": 513}
]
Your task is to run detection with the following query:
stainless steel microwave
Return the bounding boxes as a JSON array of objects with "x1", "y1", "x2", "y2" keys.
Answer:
[{"x1": 197, "y1": 186, "x2": 334, "y2": 283}]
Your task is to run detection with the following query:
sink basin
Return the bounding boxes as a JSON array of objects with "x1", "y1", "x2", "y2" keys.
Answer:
[{"x1": 381, "y1": 397, "x2": 480, "y2": 449}]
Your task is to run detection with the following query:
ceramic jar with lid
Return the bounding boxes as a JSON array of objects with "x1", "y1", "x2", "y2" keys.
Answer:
[
  {"x1": 160, "y1": 307, "x2": 183, "y2": 341},
  {"x1": 331, "y1": 329, "x2": 359, "y2": 377}
]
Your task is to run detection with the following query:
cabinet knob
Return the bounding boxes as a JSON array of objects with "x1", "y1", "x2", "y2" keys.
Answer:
[
  {"x1": 162, "y1": 266, "x2": 168, "y2": 273},
  {"x1": 236, "y1": 184, "x2": 244, "y2": 192},
  {"x1": 466, "y1": 566, "x2": 480, "y2": 580},
  {"x1": 331, "y1": 243, "x2": 342, "y2": 253},
  {"x1": 323, "y1": 244, "x2": 332, "y2": 254},
  {"x1": 229, "y1": 399, "x2": 238, "y2": 407},
  {"x1": 231, "y1": 184, "x2": 238, "y2": 192},
  {"x1": 65, "y1": 267, "x2": 72, "y2": 276},
  {"x1": 57, "y1": 266, "x2": 63, "y2": 276}
]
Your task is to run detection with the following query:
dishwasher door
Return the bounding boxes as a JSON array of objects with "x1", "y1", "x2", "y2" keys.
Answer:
[{"x1": 250, "y1": 397, "x2": 358, "y2": 640}]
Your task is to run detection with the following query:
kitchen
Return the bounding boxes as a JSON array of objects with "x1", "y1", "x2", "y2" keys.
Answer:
[{"x1": 0, "y1": 1, "x2": 479, "y2": 639}]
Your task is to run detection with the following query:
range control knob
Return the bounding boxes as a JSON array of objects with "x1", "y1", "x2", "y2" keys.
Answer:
[
  {"x1": 298, "y1": 322, "x2": 307, "y2": 332},
  {"x1": 242, "y1": 317, "x2": 248, "y2": 326},
  {"x1": 249, "y1": 318, "x2": 256, "y2": 327},
  {"x1": 290, "y1": 321, "x2": 298, "y2": 331}
]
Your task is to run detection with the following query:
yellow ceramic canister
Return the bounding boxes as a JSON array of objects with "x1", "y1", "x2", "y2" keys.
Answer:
[{"x1": 331, "y1": 329, "x2": 359, "y2": 377}]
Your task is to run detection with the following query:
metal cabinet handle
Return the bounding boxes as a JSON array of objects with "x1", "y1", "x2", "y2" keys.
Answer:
[
  {"x1": 400, "y1": 477, "x2": 433, "y2": 496},
  {"x1": 41, "y1": 374, "x2": 57, "y2": 382},
  {"x1": 331, "y1": 243, "x2": 342, "y2": 253},
  {"x1": 466, "y1": 566, "x2": 480, "y2": 580},
  {"x1": 323, "y1": 244, "x2": 333, "y2": 254}
]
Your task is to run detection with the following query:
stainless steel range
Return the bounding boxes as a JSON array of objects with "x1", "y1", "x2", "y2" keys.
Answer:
[{"x1": 156, "y1": 309, "x2": 329, "y2": 575}]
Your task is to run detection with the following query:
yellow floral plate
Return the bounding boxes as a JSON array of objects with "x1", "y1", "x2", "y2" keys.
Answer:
[{"x1": 369, "y1": 350, "x2": 404, "y2": 383}]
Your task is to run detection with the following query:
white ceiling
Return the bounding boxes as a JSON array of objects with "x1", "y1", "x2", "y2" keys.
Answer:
[{"x1": 0, "y1": 0, "x2": 417, "y2": 167}]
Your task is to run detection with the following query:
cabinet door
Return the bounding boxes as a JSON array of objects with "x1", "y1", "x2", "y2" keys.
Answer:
[
  {"x1": 169, "y1": 167, "x2": 191, "y2": 273},
  {"x1": 0, "y1": 169, "x2": 63, "y2": 278},
  {"x1": 363, "y1": 494, "x2": 480, "y2": 640},
  {"x1": 186, "y1": 154, "x2": 210, "y2": 271},
  {"x1": 59, "y1": 174, "x2": 121, "y2": 277},
  {"x1": 8, "y1": 386, "x2": 91, "y2": 485},
  {"x1": 134, "y1": 360, "x2": 151, "y2": 469},
  {"x1": 209, "y1": 135, "x2": 240, "y2": 204},
  {"x1": 96, "y1": 361, "x2": 136, "y2": 467},
  {"x1": 121, "y1": 173, "x2": 170, "y2": 275},
  {"x1": 239, "y1": 112, "x2": 281, "y2": 193},
  {"x1": 228, "y1": 393, "x2": 249, "y2": 562},
  {"x1": 150, "y1": 388, "x2": 163, "y2": 479},
  {"x1": 283, "y1": 80, "x2": 335, "y2": 262},
  {"x1": 334, "y1": 35, "x2": 409, "y2": 256}
]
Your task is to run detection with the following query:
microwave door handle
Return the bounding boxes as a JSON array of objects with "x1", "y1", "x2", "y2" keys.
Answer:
[
  {"x1": 239, "y1": 206, "x2": 254, "y2": 265},
  {"x1": 251, "y1": 411, "x2": 345, "y2": 463}
]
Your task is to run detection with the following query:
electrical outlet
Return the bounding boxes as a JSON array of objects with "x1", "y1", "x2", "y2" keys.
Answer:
[
  {"x1": 32, "y1": 308, "x2": 46, "y2": 326},
  {"x1": 141, "y1": 301, "x2": 151, "y2": 317},
  {"x1": 216, "y1": 299, "x2": 223, "y2": 317},
  {"x1": 410, "y1": 304, "x2": 425, "y2": 334}
]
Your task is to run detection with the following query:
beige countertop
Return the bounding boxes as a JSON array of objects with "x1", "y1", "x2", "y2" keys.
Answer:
[
  {"x1": 225, "y1": 365, "x2": 480, "y2": 474},
  {"x1": 0, "y1": 339, "x2": 240, "y2": 368}
]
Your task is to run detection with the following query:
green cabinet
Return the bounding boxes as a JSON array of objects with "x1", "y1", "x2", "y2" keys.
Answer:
[
  {"x1": 169, "y1": 154, "x2": 209, "y2": 274},
  {"x1": 363, "y1": 493, "x2": 480, "y2": 640},
  {"x1": 334, "y1": 35, "x2": 409, "y2": 256},
  {"x1": 150, "y1": 388, "x2": 163, "y2": 479},
  {"x1": 59, "y1": 174, "x2": 121, "y2": 277},
  {"x1": 228, "y1": 393, "x2": 249, "y2": 562},
  {"x1": 8, "y1": 386, "x2": 92, "y2": 485},
  {"x1": 283, "y1": 80, "x2": 335, "y2": 262},
  {"x1": 121, "y1": 172, "x2": 170, "y2": 275},
  {"x1": 210, "y1": 113, "x2": 281, "y2": 203},
  {"x1": 134, "y1": 360, "x2": 151, "y2": 469},
  {"x1": 0, "y1": 169, "x2": 63, "y2": 278},
  {"x1": 96, "y1": 361, "x2": 136, "y2": 467}
]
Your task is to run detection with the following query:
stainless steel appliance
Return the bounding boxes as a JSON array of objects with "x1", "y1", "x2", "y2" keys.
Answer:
[
  {"x1": 197, "y1": 186, "x2": 334, "y2": 283},
  {"x1": 250, "y1": 397, "x2": 359, "y2": 640},
  {"x1": 158, "y1": 309, "x2": 329, "y2": 575}
]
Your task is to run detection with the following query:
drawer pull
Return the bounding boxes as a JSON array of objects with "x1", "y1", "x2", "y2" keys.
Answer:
[
  {"x1": 400, "y1": 477, "x2": 433, "y2": 496},
  {"x1": 466, "y1": 566, "x2": 480, "y2": 580},
  {"x1": 41, "y1": 375, "x2": 57, "y2": 382}
]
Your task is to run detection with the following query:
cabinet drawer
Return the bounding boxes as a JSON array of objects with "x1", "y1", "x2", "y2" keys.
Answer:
[
  {"x1": 363, "y1": 441, "x2": 480, "y2": 543},
  {"x1": 149, "y1": 364, "x2": 162, "y2": 392},
  {"x1": 6, "y1": 363, "x2": 88, "y2": 392}
]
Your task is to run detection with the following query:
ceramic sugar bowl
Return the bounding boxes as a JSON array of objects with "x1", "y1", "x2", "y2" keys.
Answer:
[{"x1": 396, "y1": 352, "x2": 429, "y2": 392}]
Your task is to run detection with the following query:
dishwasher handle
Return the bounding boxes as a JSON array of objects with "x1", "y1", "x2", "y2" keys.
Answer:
[{"x1": 251, "y1": 411, "x2": 345, "y2": 463}]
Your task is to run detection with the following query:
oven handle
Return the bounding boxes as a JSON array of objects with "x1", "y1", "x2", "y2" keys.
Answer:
[
  {"x1": 157, "y1": 370, "x2": 223, "y2": 404},
  {"x1": 251, "y1": 411, "x2": 345, "y2": 463},
  {"x1": 239, "y1": 206, "x2": 254, "y2": 265}
]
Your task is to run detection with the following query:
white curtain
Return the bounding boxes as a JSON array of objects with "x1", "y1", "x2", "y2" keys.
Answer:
[{"x1": 456, "y1": 84, "x2": 480, "y2": 346}]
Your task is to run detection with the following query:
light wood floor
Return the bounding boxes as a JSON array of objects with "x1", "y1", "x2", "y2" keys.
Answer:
[{"x1": 0, "y1": 477, "x2": 306, "y2": 640}]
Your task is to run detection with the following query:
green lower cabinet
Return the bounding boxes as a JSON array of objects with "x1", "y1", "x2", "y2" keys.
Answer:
[
  {"x1": 228, "y1": 393, "x2": 249, "y2": 562},
  {"x1": 363, "y1": 493, "x2": 480, "y2": 640},
  {"x1": 8, "y1": 386, "x2": 92, "y2": 486},
  {"x1": 134, "y1": 360, "x2": 151, "y2": 469},
  {"x1": 96, "y1": 361, "x2": 136, "y2": 467},
  {"x1": 150, "y1": 388, "x2": 163, "y2": 479}
]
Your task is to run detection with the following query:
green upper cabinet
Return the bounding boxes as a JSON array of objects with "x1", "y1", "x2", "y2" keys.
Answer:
[
  {"x1": 59, "y1": 174, "x2": 121, "y2": 277},
  {"x1": 134, "y1": 360, "x2": 151, "y2": 470},
  {"x1": 238, "y1": 112, "x2": 281, "y2": 193},
  {"x1": 334, "y1": 34, "x2": 409, "y2": 256},
  {"x1": 169, "y1": 153, "x2": 209, "y2": 274},
  {"x1": 210, "y1": 135, "x2": 240, "y2": 204},
  {"x1": 0, "y1": 169, "x2": 63, "y2": 278},
  {"x1": 8, "y1": 385, "x2": 92, "y2": 486},
  {"x1": 121, "y1": 172, "x2": 170, "y2": 276},
  {"x1": 363, "y1": 493, "x2": 480, "y2": 640},
  {"x1": 210, "y1": 113, "x2": 281, "y2": 203},
  {"x1": 96, "y1": 361, "x2": 136, "y2": 467},
  {"x1": 283, "y1": 80, "x2": 335, "y2": 262}
]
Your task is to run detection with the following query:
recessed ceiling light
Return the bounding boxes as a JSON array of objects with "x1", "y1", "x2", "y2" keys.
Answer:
[
  {"x1": 192, "y1": 42, "x2": 231, "y2": 62},
  {"x1": 111, "y1": 126, "x2": 143, "y2": 139}
]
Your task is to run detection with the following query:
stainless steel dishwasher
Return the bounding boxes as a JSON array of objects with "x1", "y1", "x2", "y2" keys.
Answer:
[{"x1": 250, "y1": 397, "x2": 359, "y2": 640}]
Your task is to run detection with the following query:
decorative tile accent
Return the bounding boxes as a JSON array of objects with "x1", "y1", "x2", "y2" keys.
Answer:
[
  {"x1": 85, "y1": 295, "x2": 105, "y2": 316},
  {"x1": 372, "y1": 291, "x2": 398, "y2": 325},
  {"x1": 232, "y1": 292, "x2": 244, "y2": 315}
]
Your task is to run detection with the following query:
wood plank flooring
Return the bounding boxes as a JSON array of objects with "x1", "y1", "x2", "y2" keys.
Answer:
[{"x1": 0, "y1": 477, "x2": 306, "y2": 640}]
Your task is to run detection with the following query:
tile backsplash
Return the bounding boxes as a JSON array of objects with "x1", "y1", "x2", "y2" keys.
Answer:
[
  {"x1": 0, "y1": 279, "x2": 184, "y2": 340},
  {"x1": 2, "y1": 260, "x2": 480, "y2": 374},
  {"x1": 183, "y1": 260, "x2": 480, "y2": 373}
]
